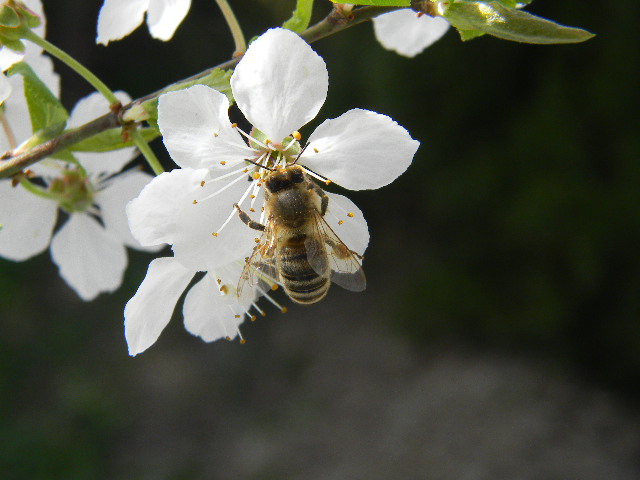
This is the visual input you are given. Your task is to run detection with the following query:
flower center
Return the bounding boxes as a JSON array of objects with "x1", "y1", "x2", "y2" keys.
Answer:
[{"x1": 48, "y1": 168, "x2": 95, "y2": 213}]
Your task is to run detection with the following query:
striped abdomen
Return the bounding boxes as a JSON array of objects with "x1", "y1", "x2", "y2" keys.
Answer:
[{"x1": 278, "y1": 237, "x2": 330, "y2": 304}]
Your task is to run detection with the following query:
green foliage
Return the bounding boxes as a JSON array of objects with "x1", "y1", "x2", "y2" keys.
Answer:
[
  {"x1": 444, "y1": 1, "x2": 595, "y2": 44},
  {"x1": 282, "y1": 0, "x2": 314, "y2": 33},
  {"x1": 70, "y1": 127, "x2": 159, "y2": 153},
  {"x1": 6, "y1": 61, "x2": 68, "y2": 150},
  {"x1": 329, "y1": 0, "x2": 410, "y2": 5}
]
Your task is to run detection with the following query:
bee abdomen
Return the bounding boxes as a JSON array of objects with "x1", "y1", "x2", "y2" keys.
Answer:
[{"x1": 279, "y1": 248, "x2": 330, "y2": 304}]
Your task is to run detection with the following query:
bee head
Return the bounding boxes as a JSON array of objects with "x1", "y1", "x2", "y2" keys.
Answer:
[{"x1": 265, "y1": 165, "x2": 305, "y2": 193}]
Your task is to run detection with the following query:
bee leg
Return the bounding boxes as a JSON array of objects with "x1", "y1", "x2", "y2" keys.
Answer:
[
  {"x1": 234, "y1": 203, "x2": 266, "y2": 231},
  {"x1": 308, "y1": 182, "x2": 329, "y2": 216}
]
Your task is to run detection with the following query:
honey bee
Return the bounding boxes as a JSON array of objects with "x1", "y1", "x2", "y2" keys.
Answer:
[{"x1": 235, "y1": 164, "x2": 366, "y2": 304}]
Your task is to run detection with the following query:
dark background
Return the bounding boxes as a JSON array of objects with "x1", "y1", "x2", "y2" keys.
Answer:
[{"x1": 1, "y1": 1, "x2": 639, "y2": 478}]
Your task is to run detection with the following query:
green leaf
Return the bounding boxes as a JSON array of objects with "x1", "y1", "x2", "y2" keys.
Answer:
[
  {"x1": 444, "y1": 1, "x2": 595, "y2": 44},
  {"x1": 70, "y1": 127, "x2": 159, "y2": 153},
  {"x1": 329, "y1": 0, "x2": 410, "y2": 5},
  {"x1": 141, "y1": 68, "x2": 233, "y2": 127},
  {"x1": 282, "y1": 0, "x2": 314, "y2": 33},
  {"x1": 7, "y1": 61, "x2": 68, "y2": 133},
  {"x1": 458, "y1": 29, "x2": 485, "y2": 41},
  {"x1": 0, "y1": 5, "x2": 20, "y2": 27}
]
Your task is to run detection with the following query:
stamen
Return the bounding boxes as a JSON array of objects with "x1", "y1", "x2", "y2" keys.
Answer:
[
  {"x1": 235, "y1": 126, "x2": 271, "y2": 150},
  {"x1": 212, "y1": 180, "x2": 256, "y2": 236},
  {"x1": 292, "y1": 131, "x2": 301, "y2": 141},
  {"x1": 199, "y1": 171, "x2": 247, "y2": 202},
  {"x1": 338, "y1": 220, "x2": 344, "y2": 225},
  {"x1": 200, "y1": 180, "x2": 205, "y2": 187},
  {"x1": 251, "y1": 302, "x2": 266, "y2": 317},
  {"x1": 347, "y1": 212, "x2": 355, "y2": 218},
  {"x1": 313, "y1": 148, "x2": 319, "y2": 153},
  {"x1": 300, "y1": 165, "x2": 332, "y2": 185},
  {"x1": 220, "y1": 161, "x2": 226, "y2": 165},
  {"x1": 257, "y1": 287, "x2": 287, "y2": 314},
  {"x1": 208, "y1": 165, "x2": 252, "y2": 183}
]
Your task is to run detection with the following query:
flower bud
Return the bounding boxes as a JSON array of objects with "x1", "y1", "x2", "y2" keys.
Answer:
[{"x1": 0, "y1": 1, "x2": 41, "y2": 53}]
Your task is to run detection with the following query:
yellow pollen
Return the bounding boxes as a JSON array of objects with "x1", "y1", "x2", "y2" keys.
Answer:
[
  {"x1": 220, "y1": 285, "x2": 228, "y2": 294},
  {"x1": 347, "y1": 212, "x2": 355, "y2": 217},
  {"x1": 192, "y1": 200, "x2": 198, "y2": 204},
  {"x1": 261, "y1": 207, "x2": 265, "y2": 212},
  {"x1": 338, "y1": 220, "x2": 344, "y2": 225},
  {"x1": 325, "y1": 179, "x2": 332, "y2": 185},
  {"x1": 249, "y1": 208, "x2": 255, "y2": 212},
  {"x1": 220, "y1": 161, "x2": 226, "y2": 165},
  {"x1": 214, "y1": 132, "x2": 219, "y2": 137},
  {"x1": 251, "y1": 315, "x2": 257, "y2": 322},
  {"x1": 252, "y1": 172, "x2": 261, "y2": 180},
  {"x1": 265, "y1": 138, "x2": 271, "y2": 145},
  {"x1": 250, "y1": 194, "x2": 255, "y2": 199},
  {"x1": 259, "y1": 309, "x2": 266, "y2": 317},
  {"x1": 292, "y1": 131, "x2": 301, "y2": 140},
  {"x1": 231, "y1": 123, "x2": 238, "y2": 128},
  {"x1": 271, "y1": 284, "x2": 279, "y2": 291},
  {"x1": 244, "y1": 256, "x2": 250, "y2": 263},
  {"x1": 240, "y1": 339, "x2": 246, "y2": 344},
  {"x1": 212, "y1": 232, "x2": 218, "y2": 237},
  {"x1": 200, "y1": 180, "x2": 205, "y2": 187},
  {"x1": 254, "y1": 238, "x2": 260, "y2": 243},
  {"x1": 281, "y1": 307, "x2": 288, "y2": 314},
  {"x1": 313, "y1": 148, "x2": 319, "y2": 153},
  {"x1": 217, "y1": 278, "x2": 222, "y2": 285},
  {"x1": 243, "y1": 168, "x2": 248, "y2": 173},
  {"x1": 225, "y1": 336, "x2": 231, "y2": 341},
  {"x1": 257, "y1": 183, "x2": 262, "y2": 187},
  {"x1": 234, "y1": 314, "x2": 240, "y2": 319}
]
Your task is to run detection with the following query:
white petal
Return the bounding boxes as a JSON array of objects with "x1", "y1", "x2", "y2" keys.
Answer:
[
  {"x1": 231, "y1": 28, "x2": 328, "y2": 142},
  {"x1": 170, "y1": 170, "x2": 261, "y2": 272},
  {"x1": 68, "y1": 91, "x2": 136, "y2": 177},
  {"x1": 0, "y1": 180, "x2": 57, "y2": 261},
  {"x1": 158, "y1": 85, "x2": 253, "y2": 170},
  {"x1": 0, "y1": 75, "x2": 32, "y2": 153},
  {"x1": 0, "y1": 73, "x2": 11, "y2": 103},
  {"x1": 373, "y1": 10, "x2": 450, "y2": 58},
  {"x1": 146, "y1": 0, "x2": 191, "y2": 41},
  {"x1": 96, "y1": 169, "x2": 161, "y2": 251},
  {"x1": 96, "y1": 0, "x2": 149, "y2": 45},
  {"x1": 301, "y1": 109, "x2": 420, "y2": 190},
  {"x1": 126, "y1": 167, "x2": 207, "y2": 247},
  {"x1": 50, "y1": 214, "x2": 127, "y2": 301},
  {"x1": 183, "y1": 272, "x2": 248, "y2": 342},
  {"x1": 324, "y1": 192, "x2": 369, "y2": 256},
  {"x1": 124, "y1": 256, "x2": 194, "y2": 355}
]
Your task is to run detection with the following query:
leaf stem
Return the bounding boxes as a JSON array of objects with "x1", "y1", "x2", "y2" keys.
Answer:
[
  {"x1": 215, "y1": 0, "x2": 246, "y2": 55},
  {"x1": 128, "y1": 127, "x2": 164, "y2": 175},
  {"x1": 22, "y1": 29, "x2": 118, "y2": 104}
]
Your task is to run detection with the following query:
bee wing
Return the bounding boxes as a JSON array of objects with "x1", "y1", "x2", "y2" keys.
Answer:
[
  {"x1": 306, "y1": 210, "x2": 367, "y2": 292},
  {"x1": 237, "y1": 225, "x2": 280, "y2": 298}
]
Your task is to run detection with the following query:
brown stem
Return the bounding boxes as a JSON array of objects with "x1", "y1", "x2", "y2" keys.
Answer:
[{"x1": 0, "y1": 5, "x2": 400, "y2": 179}]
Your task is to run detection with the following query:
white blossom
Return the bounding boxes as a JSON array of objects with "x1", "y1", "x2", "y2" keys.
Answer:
[
  {"x1": 96, "y1": 0, "x2": 192, "y2": 45},
  {"x1": 373, "y1": 9, "x2": 450, "y2": 58},
  {"x1": 0, "y1": 91, "x2": 158, "y2": 301},
  {"x1": 125, "y1": 28, "x2": 419, "y2": 355}
]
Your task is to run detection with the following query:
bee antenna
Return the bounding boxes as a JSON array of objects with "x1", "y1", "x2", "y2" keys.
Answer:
[
  {"x1": 244, "y1": 158, "x2": 274, "y2": 171},
  {"x1": 291, "y1": 142, "x2": 310, "y2": 165}
]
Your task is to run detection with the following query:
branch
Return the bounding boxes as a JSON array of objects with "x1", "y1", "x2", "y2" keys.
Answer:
[{"x1": 0, "y1": 5, "x2": 399, "y2": 179}]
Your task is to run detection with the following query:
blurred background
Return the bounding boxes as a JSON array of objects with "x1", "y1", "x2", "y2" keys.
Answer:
[{"x1": 2, "y1": 0, "x2": 639, "y2": 478}]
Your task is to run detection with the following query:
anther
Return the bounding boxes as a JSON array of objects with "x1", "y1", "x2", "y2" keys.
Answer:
[
  {"x1": 249, "y1": 208, "x2": 255, "y2": 212},
  {"x1": 292, "y1": 131, "x2": 301, "y2": 140},
  {"x1": 338, "y1": 220, "x2": 344, "y2": 225},
  {"x1": 313, "y1": 148, "x2": 319, "y2": 153},
  {"x1": 281, "y1": 307, "x2": 288, "y2": 314},
  {"x1": 212, "y1": 232, "x2": 218, "y2": 237},
  {"x1": 243, "y1": 168, "x2": 248, "y2": 173},
  {"x1": 251, "y1": 315, "x2": 257, "y2": 322},
  {"x1": 234, "y1": 314, "x2": 240, "y2": 319},
  {"x1": 347, "y1": 212, "x2": 354, "y2": 217},
  {"x1": 225, "y1": 336, "x2": 231, "y2": 341},
  {"x1": 265, "y1": 138, "x2": 271, "y2": 145},
  {"x1": 220, "y1": 285, "x2": 229, "y2": 294},
  {"x1": 200, "y1": 180, "x2": 205, "y2": 187},
  {"x1": 231, "y1": 123, "x2": 238, "y2": 128},
  {"x1": 250, "y1": 194, "x2": 255, "y2": 199},
  {"x1": 325, "y1": 179, "x2": 332, "y2": 185},
  {"x1": 257, "y1": 183, "x2": 262, "y2": 187},
  {"x1": 217, "y1": 278, "x2": 222, "y2": 285},
  {"x1": 192, "y1": 200, "x2": 198, "y2": 204},
  {"x1": 220, "y1": 161, "x2": 226, "y2": 165},
  {"x1": 214, "y1": 132, "x2": 219, "y2": 137},
  {"x1": 271, "y1": 284, "x2": 279, "y2": 291},
  {"x1": 252, "y1": 172, "x2": 261, "y2": 180},
  {"x1": 240, "y1": 339, "x2": 246, "y2": 344},
  {"x1": 254, "y1": 238, "x2": 260, "y2": 243}
]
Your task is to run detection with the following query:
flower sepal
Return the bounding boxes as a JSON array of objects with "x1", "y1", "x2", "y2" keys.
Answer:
[
  {"x1": 0, "y1": 0, "x2": 41, "y2": 52},
  {"x1": 48, "y1": 168, "x2": 94, "y2": 214}
]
